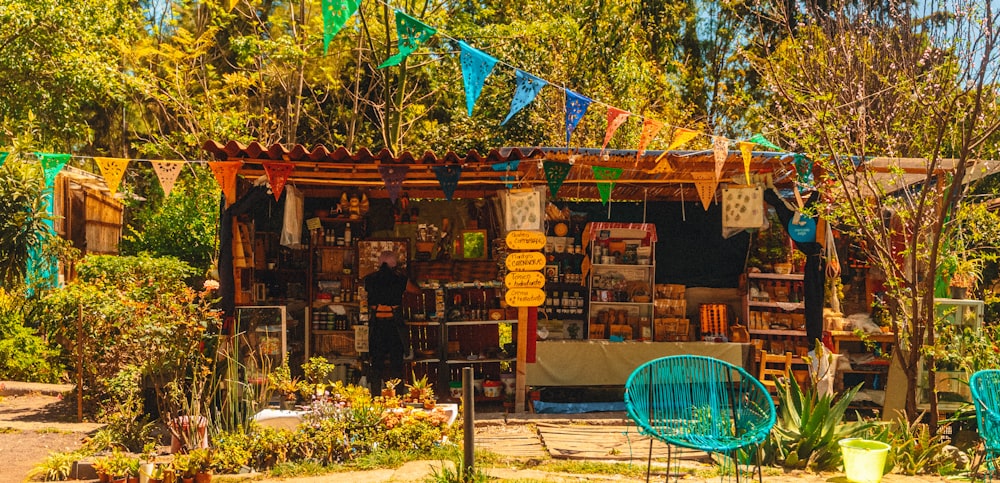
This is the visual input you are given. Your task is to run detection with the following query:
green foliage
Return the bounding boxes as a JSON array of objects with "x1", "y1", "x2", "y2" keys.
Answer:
[
  {"x1": 426, "y1": 447, "x2": 490, "y2": 483},
  {"x1": 27, "y1": 451, "x2": 80, "y2": 481},
  {"x1": 861, "y1": 416, "x2": 955, "y2": 476},
  {"x1": 119, "y1": 167, "x2": 220, "y2": 274},
  {"x1": 0, "y1": 289, "x2": 63, "y2": 382},
  {"x1": 767, "y1": 374, "x2": 871, "y2": 470},
  {"x1": 0, "y1": 155, "x2": 61, "y2": 290},
  {"x1": 211, "y1": 431, "x2": 253, "y2": 474}
]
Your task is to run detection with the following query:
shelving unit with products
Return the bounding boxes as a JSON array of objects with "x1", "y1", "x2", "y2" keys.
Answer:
[
  {"x1": 585, "y1": 224, "x2": 657, "y2": 340},
  {"x1": 917, "y1": 298, "x2": 984, "y2": 413},
  {"x1": 745, "y1": 272, "x2": 809, "y2": 361},
  {"x1": 305, "y1": 217, "x2": 365, "y2": 370}
]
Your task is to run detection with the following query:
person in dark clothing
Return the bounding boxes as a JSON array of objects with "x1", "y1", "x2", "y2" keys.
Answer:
[
  {"x1": 762, "y1": 185, "x2": 827, "y2": 353},
  {"x1": 364, "y1": 250, "x2": 419, "y2": 392}
]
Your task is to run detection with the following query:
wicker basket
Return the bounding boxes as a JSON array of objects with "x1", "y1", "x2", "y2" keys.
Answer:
[{"x1": 316, "y1": 333, "x2": 357, "y2": 357}]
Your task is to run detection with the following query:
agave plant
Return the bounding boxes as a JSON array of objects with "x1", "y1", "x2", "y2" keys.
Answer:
[{"x1": 768, "y1": 371, "x2": 872, "y2": 470}]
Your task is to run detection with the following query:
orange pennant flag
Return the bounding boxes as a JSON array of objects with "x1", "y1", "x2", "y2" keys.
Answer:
[
  {"x1": 648, "y1": 150, "x2": 674, "y2": 174},
  {"x1": 93, "y1": 157, "x2": 129, "y2": 195},
  {"x1": 636, "y1": 118, "x2": 664, "y2": 159},
  {"x1": 150, "y1": 161, "x2": 185, "y2": 197},
  {"x1": 691, "y1": 171, "x2": 718, "y2": 211},
  {"x1": 738, "y1": 141, "x2": 755, "y2": 184},
  {"x1": 209, "y1": 161, "x2": 244, "y2": 206},
  {"x1": 263, "y1": 162, "x2": 296, "y2": 201},
  {"x1": 602, "y1": 107, "x2": 630, "y2": 153},
  {"x1": 712, "y1": 135, "x2": 729, "y2": 180},
  {"x1": 665, "y1": 127, "x2": 699, "y2": 152}
]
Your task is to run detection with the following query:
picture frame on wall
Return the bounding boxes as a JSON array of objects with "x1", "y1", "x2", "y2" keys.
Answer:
[
  {"x1": 460, "y1": 230, "x2": 488, "y2": 260},
  {"x1": 356, "y1": 238, "x2": 409, "y2": 279}
]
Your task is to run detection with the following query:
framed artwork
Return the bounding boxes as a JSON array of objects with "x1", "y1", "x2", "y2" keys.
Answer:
[
  {"x1": 460, "y1": 230, "x2": 488, "y2": 260},
  {"x1": 356, "y1": 239, "x2": 409, "y2": 279},
  {"x1": 544, "y1": 264, "x2": 560, "y2": 282}
]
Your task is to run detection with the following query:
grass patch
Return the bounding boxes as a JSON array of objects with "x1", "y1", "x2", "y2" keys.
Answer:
[
  {"x1": 0, "y1": 427, "x2": 21, "y2": 434},
  {"x1": 36, "y1": 427, "x2": 73, "y2": 434},
  {"x1": 267, "y1": 460, "x2": 333, "y2": 477},
  {"x1": 533, "y1": 460, "x2": 647, "y2": 478}
]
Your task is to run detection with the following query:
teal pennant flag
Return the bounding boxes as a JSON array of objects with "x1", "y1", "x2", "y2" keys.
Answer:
[
  {"x1": 321, "y1": 0, "x2": 360, "y2": 54},
  {"x1": 748, "y1": 134, "x2": 782, "y2": 152},
  {"x1": 459, "y1": 41, "x2": 499, "y2": 117},
  {"x1": 35, "y1": 152, "x2": 71, "y2": 188},
  {"x1": 0, "y1": 152, "x2": 7, "y2": 167},
  {"x1": 378, "y1": 10, "x2": 437, "y2": 68},
  {"x1": 503, "y1": 70, "x2": 547, "y2": 125}
]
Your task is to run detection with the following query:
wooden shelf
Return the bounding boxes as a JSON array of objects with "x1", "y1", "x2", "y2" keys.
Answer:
[
  {"x1": 592, "y1": 263, "x2": 654, "y2": 268},
  {"x1": 406, "y1": 320, "x2": 442, "y2": 326},
  {"x1": 749, "y1": 328, "x2": 807, "y2": 336},
  {"x1": 748, "y1": 272, "x2": 805, "y2": 280},
  {"x1": 445, "y1": 357, "x2": 516, "y2": 364},
  {"x1": 445, "y1": 319, "x2": 517, "y2": 326},
  {"x1": 312, "y1": 329, "x2": 354, "y2": 335},
  {"x1": 748, "y1": 301, "x2": 805, "y2": 310}
]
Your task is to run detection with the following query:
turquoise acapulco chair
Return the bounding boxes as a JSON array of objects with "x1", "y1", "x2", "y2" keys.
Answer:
[
  {"x1": 971, "y1": 369, "x2": 1000, "y2": 481},
  {"x1": 624, "y1": 355, "x2": 776, "y2": 483}
]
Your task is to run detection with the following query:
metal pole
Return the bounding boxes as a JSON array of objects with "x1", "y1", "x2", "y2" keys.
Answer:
[{"x1": 462, "y1": 366, "x2": 475, "y2": 480}]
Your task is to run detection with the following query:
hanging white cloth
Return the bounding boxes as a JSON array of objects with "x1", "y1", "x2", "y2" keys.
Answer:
[{"x1": 280, "y1": 185, "x2": 303, "y2": 249}]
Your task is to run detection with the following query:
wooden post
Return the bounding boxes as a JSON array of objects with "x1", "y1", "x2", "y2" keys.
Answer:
[
  {"x1": 462, "y1": 366, "x2": 475, "y2": 479},
  {"x1": 515, "y1": 306, "x2": 527, "y2": 413},
  {"x1": 76, "y1": 303, "x2": 83, "y2": 422}
]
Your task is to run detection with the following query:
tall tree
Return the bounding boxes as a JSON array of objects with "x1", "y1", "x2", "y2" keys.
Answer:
[{"x1": 752, "y1": 0, "x2": 1000, "y2": 426}]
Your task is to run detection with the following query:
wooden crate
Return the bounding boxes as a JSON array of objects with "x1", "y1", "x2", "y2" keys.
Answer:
[{"x1": 700, "y1": 303, "x2": 728, "y2": 339}]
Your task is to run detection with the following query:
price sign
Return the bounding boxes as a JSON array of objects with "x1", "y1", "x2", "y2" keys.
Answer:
[
  {"x1": 505, "y1": 252, "x2": 546, "y2": 272},
  {"x1": 505, "y1": 230, "x2": 547, "y2": 250},
  {"x1": 504, "y1": 271, "x2": 545, "y2": 289},
  {"x1": 505, "y1": 288, "x2": 546, "y2": 307}
]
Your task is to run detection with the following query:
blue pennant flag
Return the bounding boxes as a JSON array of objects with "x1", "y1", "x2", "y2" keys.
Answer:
[
  {"x1": 565, "y1": 90, "x2": 592, "y2": 144},
  {"x1": 459, "y1": 41, "x2": 499, "y2": 117},
  {"x1": 503, "y1": 70, "x2": 547, "y2": 125},
  {"x1": 492, "y1": 160, "x2": 520, "y2": 188},
  {"x1": 432, "y1": 165, "x2": 462, "y2": 201}
]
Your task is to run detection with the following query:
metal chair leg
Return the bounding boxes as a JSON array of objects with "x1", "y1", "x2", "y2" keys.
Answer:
[{"x1": 645, "y1": 436, "x2": 653, "y2": 483}]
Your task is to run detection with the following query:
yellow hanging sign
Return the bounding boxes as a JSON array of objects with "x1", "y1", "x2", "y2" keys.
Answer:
[
  {"x1": 505, "y1": 230, "x2": 547, "y2": 250},
  {"x1": 505, "y1": 288, "x2": 546, "y2": 307},
  {"x1": 505, "y1": 252, "x2": 546, "y2": 272},
  {"x1": 504, "y1": 271, "x2": 545, "y2": 289}
]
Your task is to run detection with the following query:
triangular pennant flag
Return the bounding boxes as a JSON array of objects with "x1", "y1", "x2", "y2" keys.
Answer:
[
  {"x1": 378, "y1": 10, "x2": 437, "y2": 68},
  {"x1": 378, "y1": 165, "x2": 409, "y2": 203},
  {"x1": 431, "y1": 165, "x2": 462, "y2": 201},
  {"x1": 93, "y1": 157, "x2": 130, "y2": 195},
  {"x1": 35, "y1": 152, "x2": 71, "y2": 188},
  {"x1": 748, "y1": 133, "x2": 782, "y2": 151},
  {"x1": 209, "y1": 161, "x2": 243, "y2": 206},
  {"x1": 793, "y1": 153, "x2": 814, "y2": 192},
  {"x1": 458, "y1": 41, "x2": 499, "y2": 117},
  {"x1": 712, "y1": 136, "x2": 728, "y2": 180},
  {"x1": 321, "y1": 0, "x2": 360, "y2": 54},
  {"x1": 565, "y1": 90, "x2": 592, "y2": 144},
  {"x1": 665, "y1": 128, "x2": 700, "y2": 152},
  {"x1": 649, "y1": 151, "x2": 675, "y2": 174},
  {"x1": 691, "y1": 172, "x2": 718, "y2": 211},
  {"x1": 543, "y1": 161, "x2": 572, "y2": 198},
  {"x1": 637, "y1": 118, "x2": 665, "y2": 158},
  {"x1": 228, "y1": 0, "x2": 238, "y2": 10},
  {"x1": 503, "y1": 70, "x2": 547, "y2": 125},
  {"x1": 263, "y1": 162, "x2": 296, "y2": 201},
  {"x1": 602, "y1": 107, "x2": 630, "y2": 152},
  {"x1": 151, "y1": 161, "x2": 184, "y2": 197},
  {"x1": 592, "y1": 166, "x2": 623, "y2": 205},
  {"x1": 0, "y1": 152, "x2": 7, "y2": 167},
  {"x1": 490, "y1": 160, "x2": 520, "y2": 172},
  {"x1": 738, "y1": 141, "x2": 755, "y2": 184}
]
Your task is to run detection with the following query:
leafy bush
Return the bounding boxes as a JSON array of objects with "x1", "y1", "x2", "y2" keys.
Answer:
[
  {"x1": 861, "y1": 415, "x2": 956, "y2": 475},
  {"x1": 27, "y1": 451, "x2": 80, "y2": 481},
  {"x1": 0, "y1": 289, "x2": 63, "y2": 382},
  {"x1": 212, "y1": 431, "x2": 253, "y2": 473}
]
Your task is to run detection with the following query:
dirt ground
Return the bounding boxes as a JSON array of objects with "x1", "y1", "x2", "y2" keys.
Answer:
[
  {"x1": 0, "y1": 388, "x2": 962, "y2": 483},
  {"x1": 0, "y1": 392, "x2": 100, "y2": 483}
]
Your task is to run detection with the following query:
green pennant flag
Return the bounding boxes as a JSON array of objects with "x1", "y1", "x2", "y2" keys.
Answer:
[
  {"x1": 378, "y1": 10, "x2": 437, "y2": 68},
  {"x1": 543, "y1": 161, "x2": 572, "y2": 198},
  {"x1": 35, "y1": 152, "x2": 71, "y2": 188},
  {"x1": 592, "y1": 166, "x2": 623, "y2": 205},
  {"x1": 748, "y1": 134, "x2": 782, "y2": 151},
  {"x1": 0, "y1": 152, "x2": 7, "y2": 167},
  {"x1": 321, "y1": 0, "x2": 360, "y2": 54}
]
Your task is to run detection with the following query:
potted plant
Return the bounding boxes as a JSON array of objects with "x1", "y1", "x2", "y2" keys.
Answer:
[
  {"x1": 382, "y1": 378, "x2": 402, "y2": 399},
  {"x1": 125, "y1": 457, "x2": 140, "y2": 483},
  {"x1": 144, "y1": 463, "x2": 167, "y2": 483},
  {"x1": 171, "y1": 454, "x2": 194, "y2": 483},
  {"x1": 405, "y1": 373, "x2": 435, "y2": 404},
  {"x1": 267, "y1": 362, "x2": 301, "y2": 410},
  {"x1": 92, "y1": 455, "x2": 111, "y2": 483},
  {"x1": 300, "y1": 356, "x2": 337, "y2": 398},
  {"x1": 188, "y1": 448, "x2": 213, "y2": 483},
  {"x1": 949, "y1": 256, "x2": 982, "y2": 299}
]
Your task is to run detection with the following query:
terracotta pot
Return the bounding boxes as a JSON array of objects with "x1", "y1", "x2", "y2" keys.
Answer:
[
  {"x1": 98, "y1": 473, "x2": 110, "y2": 483},
  {"x1": 126, "y1": 476, "x2": 139, "y2": 483},
  {"x1": 182, "y1": 477, "x2": 194, "y2": 483},
  {"x1": 194, "y1": 472, "x2": 212, "y2": 483},
  {"x1": 110, "y1": 477, "x2": 126, "y2": 483}
]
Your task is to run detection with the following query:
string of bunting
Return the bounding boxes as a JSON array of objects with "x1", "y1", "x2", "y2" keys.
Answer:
[{"x1": 317, "y1": 0, "x2": 796, "y2": 201}]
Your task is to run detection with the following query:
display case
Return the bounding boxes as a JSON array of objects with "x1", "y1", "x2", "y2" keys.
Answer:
[
  {"x1": 305, "y1": 218, "x2": 365, "y2": 367},
  {"x1": 585, "y1": 223, "x2": 657, "y2": 340},
  {"x1": 917, "y1": 298, "x2": 984, "y2": 412},
  {"x1": 235, "y1": 305, "x2": 287, "y2": 383}
]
